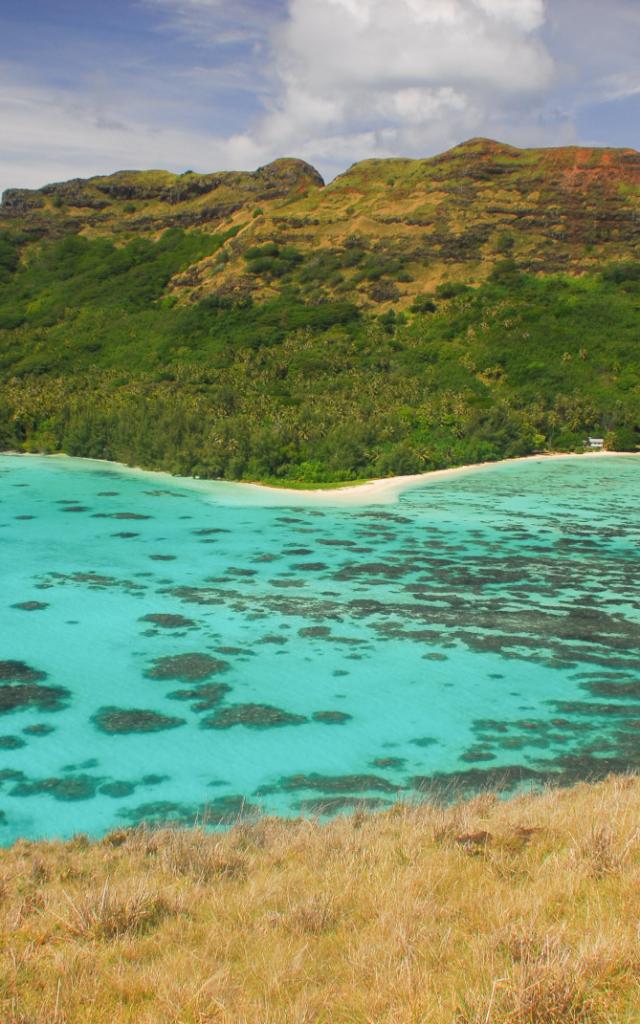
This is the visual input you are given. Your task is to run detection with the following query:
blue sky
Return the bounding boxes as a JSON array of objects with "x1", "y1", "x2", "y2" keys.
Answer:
[{"x1": 1, "y1": 0, "x2": 639, "y2": 195}]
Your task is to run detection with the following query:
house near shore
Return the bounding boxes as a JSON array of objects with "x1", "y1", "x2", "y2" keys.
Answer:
[{"x1": 586, "y1": 437, "x2": 605, "y2": 450}]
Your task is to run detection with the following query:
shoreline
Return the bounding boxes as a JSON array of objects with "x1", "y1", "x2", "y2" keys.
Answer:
[
  {"x1": 239, "y1": 450, "x2": 639, "y2": 502},
  {"x1": 1, "y1": 449, "x2": 638, "y2": 506}
]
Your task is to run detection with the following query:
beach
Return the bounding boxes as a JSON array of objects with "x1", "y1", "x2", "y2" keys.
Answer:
[
  {"x1": 2, "y1": 448, "x2": 638, "y2": 506},
  {"x1": 236, "y1": 450, "x2": 640, "y2": 505}
]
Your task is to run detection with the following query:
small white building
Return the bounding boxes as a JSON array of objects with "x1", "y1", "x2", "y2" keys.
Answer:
[{"x1": 587, "y1": 437, "x2": 605, "y2": 450}]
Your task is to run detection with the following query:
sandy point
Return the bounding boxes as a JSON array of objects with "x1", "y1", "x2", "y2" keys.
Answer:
[
  {"x1": 2, "y1": 449, "x2": 638, "y2": 507},
  {"x1": 235, "y1": 450, "x2": 640, "y2": 505}
]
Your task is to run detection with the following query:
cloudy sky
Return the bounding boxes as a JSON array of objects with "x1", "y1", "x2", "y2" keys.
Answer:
[{"x1": 1, "y1": 0, "x2": 639, "y2": 195}]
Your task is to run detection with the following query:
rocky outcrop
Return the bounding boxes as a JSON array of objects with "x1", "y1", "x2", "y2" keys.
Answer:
[{"x1": 0, "y1": 158, "x2": 325, "y2": 226}]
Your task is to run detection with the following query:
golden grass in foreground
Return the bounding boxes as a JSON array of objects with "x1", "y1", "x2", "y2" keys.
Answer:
[{"x1": 2, "y1": 777, "x2": 640, "y2": 1024}]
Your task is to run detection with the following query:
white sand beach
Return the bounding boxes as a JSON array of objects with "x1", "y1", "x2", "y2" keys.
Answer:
[{"x1": 236, "y1": 450, "x2": 640, "y2": 505}]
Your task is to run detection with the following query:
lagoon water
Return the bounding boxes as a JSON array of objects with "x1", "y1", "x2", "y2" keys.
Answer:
[{"x1": 1, "y1": 453, "x2": 639, "y2": 843}]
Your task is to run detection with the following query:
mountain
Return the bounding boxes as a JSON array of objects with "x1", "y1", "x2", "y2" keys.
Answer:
[
  {"x1": 3, "y1": 138, "x2": 640, "y2": 309},
  {"x1": 0, "y1": 140, "x2": 639, "y2": 482}
]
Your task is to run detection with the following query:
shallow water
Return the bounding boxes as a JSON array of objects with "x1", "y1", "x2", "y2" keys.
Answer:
[{"x1": 1, "y1": 453, "x2": 639, "y2": 842}]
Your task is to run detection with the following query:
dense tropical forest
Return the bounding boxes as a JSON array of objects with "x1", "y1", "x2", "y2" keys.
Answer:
[{"x1": 0, "y1": 140, "x2": 639, "y2": 483}]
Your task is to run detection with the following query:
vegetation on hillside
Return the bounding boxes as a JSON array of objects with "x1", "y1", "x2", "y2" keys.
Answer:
[
  {"x1": 2, "y1": 775, "x2": 640, "y2": 1023},
  {"x1": 0, "y1": 139, "x2": 639, "y2": 483},
  {"x1": 3, "y1": 139, "x2": 640, "y2": 309},
  {"x1": 0, "y1": 227, "x2": 638, "y2": 481}
]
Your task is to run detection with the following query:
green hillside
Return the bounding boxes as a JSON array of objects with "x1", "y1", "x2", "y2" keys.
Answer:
[{"x1": 0, "y1": 140, "x2": 639, "y2": 482}]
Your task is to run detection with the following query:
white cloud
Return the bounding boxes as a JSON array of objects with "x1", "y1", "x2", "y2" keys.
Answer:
[
  {"x1": 599, "y1": 71, "x2": 640, "y2": 102},
  {"x1": 9, "y1": 0, "x2": 631, "y2": 197},
  {"x1": 0, "y1": 69, "x2": 264, "y2": 197},
  {"x1": 144, "y1": 0, "x2": 282, "y2": 48},
  {"x1": 475, "y1": 0, "x2": 545, "y2": 30},
  {"x1": 230, "y1": 0, "x2": 557, "y2": 173}
]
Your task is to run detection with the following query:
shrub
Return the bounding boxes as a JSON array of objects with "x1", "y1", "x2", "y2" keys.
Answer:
[
  {"x1": 601, "y1": 261, "x2": 640, "y2": 285},
  {"x1": 244, "y1": 243, "x2": 279, "y2": 260},
  {"x1": 606, "y1": 425, "x2": 639, "y2": 451},
  {"x1": 63, "y1": 882, "x2": 173, "y2": 940},
  {"x1": 375, "y1": 442, "x2": 423, "y2": 475},
  {"x1": 489, "y1": 259, "x2": 522, "y2": 285},
  {"x1": 0, "y1": 234, "x2": 19, "y2": 281},
  {"x1": 411, "y1": 295, "x2": 437, "y2": 314},
  {"x1": 436, "y1": 281, "x2": 471, "y2": 299},
  {"x1": 369, "y1": 280, "x2": 400, "y2": 303},
  {"x1": 156, "y1": 830, "x2": 247, "y2": 882},
  {"x1": 246, "y1": 256, "x2": 278, "y2": 275},
  {"x1": 494, "y1": 231, "x2": 515, "y2": 255}
]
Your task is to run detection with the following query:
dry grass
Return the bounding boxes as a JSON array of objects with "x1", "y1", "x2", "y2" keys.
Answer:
[{"x1": 1, "y1": 776, "x2": 640, "y2": 1023}]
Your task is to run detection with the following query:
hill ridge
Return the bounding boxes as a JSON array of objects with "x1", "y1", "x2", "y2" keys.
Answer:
[
  {"x1": 5, "y1": 138, "x2": 640, "y2": 208},
  {"x1": 3, "y1": 137, "x2": 639, "y2": 308}
]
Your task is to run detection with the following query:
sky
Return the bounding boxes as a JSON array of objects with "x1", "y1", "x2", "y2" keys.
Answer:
[{"x1": 1, "y1": 0, "x2": 640, "y2": 196}]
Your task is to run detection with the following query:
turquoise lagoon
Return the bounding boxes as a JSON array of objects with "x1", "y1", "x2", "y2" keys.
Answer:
[{"x1": 1, "y1": 453, "x2": 639, "y2": 844}]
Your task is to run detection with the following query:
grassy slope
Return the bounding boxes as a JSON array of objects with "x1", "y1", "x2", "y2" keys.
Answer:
[
  {"x1": 220, "y1": 138, "x2": 640, "y2": 309},
  {"x1": 3, "y1": 138, "x2": 640, "y2": 309},
  {"x1": 2, "y1": 776, "x2": 640, "y2": 1023}
]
